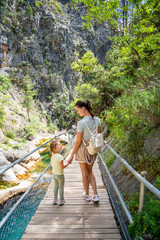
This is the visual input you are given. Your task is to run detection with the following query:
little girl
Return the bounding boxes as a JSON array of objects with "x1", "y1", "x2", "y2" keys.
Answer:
[{"x1": 50, "y1": 140, "x2": 70, "y2": 206}]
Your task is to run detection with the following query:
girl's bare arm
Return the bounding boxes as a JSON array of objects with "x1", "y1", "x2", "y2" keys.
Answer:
[{"x1": 59, "y1": 160, "x2": 70, "y2": 169}]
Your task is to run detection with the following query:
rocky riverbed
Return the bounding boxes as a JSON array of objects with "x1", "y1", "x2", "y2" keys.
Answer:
[{"x1": 0, "y1": 132, "x2": 70, "y2": 204}]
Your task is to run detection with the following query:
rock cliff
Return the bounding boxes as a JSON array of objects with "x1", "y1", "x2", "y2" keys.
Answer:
[{"x1": 0, "y1": 0, "x2": 111, "y2": 128}]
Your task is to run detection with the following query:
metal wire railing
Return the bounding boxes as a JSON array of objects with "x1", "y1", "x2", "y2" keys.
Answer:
[
  {"x1": 98, "y1": 143, "x2": 160, "y2": 240},
  {"x1": 0, "y1": 132, "x2": 66, "y2": 175},
  {"x1": 104, "y1": 143, "x2": 160, "y2": 199},
  {"x1": 0, "y1": 132, "x2": 75, "y2": 229}
]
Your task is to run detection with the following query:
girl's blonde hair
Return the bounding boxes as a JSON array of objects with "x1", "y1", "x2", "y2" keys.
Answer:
[{"x1": 50, "y1": 140, "x2": 58, "y2": 157}]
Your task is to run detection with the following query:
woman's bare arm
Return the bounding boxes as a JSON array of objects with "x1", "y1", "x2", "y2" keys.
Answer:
[{"x1": 68, "y1": 132, "x2": 83, "y2": 162}]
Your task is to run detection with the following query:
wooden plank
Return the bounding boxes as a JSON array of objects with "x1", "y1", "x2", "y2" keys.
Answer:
[
  {"x1": 25, "y1": 225, "x2": 120, "y2": 233},
  {"x1": 36, "y1": 208, "x2": 113, "y2": 213},
  {"x1": 21, "y1": 233, "x2": 121, "y2": 239},
  {"x1": 21, "y1": 160, "x2": 121, "y2": 239},
  {"x1": 25, "y1": 224, "x2": 118, "y2": 229},
  {"x1": 22, "y1": 238, "x2": 121, "y2": 240}
]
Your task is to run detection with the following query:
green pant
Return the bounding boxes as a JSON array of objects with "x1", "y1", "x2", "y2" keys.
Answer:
[{"x1": 53, "y1": 174, "x2": 64, "y2": 200}]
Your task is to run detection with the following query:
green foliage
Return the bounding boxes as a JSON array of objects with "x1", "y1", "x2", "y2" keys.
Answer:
[
  {"x1": 128, "y1": 198, "x2": 160, "y2": 239},
  {"x1": 71, "y1": 31, "x2": 159, "y2": 179},
  {"x1": 104, "y1": 151, "x2": 116, "y2": 168},
  {"x1": 26, "y1": 2, "x2": 33, "y2": 18},
  {"x1": 53, "y1": 0, "x2": 63, "y2": 15},
  {"x1": 35, "y1": 0, "x2": 63, "y2": 15},
  {"x1": 47, "y1": 123, "x2": 57, "y2": 133},
  {"x1": 54, "y1": 102, "x2": 72, "y2": 129},
  {"x1": 0, "y1": 109, "x2": 5, "y2": 128},
  {"x1": 71, "y1": 50, "x2": 99, "y2": 74},
  {"x1": 124, "y1": 176, "x2": 160, "y2": 239},
  {"x1": 45, "y1": 60, "x2": 50, "y2": 67},
  {"x1": 153, "y1": 176, "x2": 160, "y2": 190},
  {"x1": 23, "y1": 75, "x2": 36, "y2": 121},
  {"x1": 12, "y1": 145, "x2": 19, "y2": 150},
  {"x1": 46, "y1": 115, "x2": 57, "y2": 133},
  {"x1": 24, "y1": 123, "x2": 36, "y2": 140},
  {"x1": 71, "y1": 50, "x2": 110, "y2": 105},
  {"x1": 70, "y1": 0, "x2": 160, "y2": 183},
  {"x1": 75, "y1": 83, "x2": 102, "y2": 113},
  {"x1": 0, "y1": 95, "x2": 11, "y2": 128},
  {"x1": 0, "y1": 75, "x2": 11, "y2": 93},
  {"x1": 23, "y1": 116, "x2": 47, "y2": 140},
  {"x1": 6, "y1": 130, "x2": 15, "y2": 139},
  {"x1": 0, "y1": 0, "x2": 6, "y2": 9}
]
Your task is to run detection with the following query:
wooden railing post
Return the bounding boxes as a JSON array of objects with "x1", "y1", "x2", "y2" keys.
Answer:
[{"x1": 138, "y1": 171, "x2": 147, "y2": 212}]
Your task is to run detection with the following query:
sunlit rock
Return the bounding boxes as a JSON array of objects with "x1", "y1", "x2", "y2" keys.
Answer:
[
  {"x1": 13, "y1": 164, "x2": 30, "y2": 178},
  {"x1": 0, "y1": 180, "x2": 32, "y2": 205},
  {"x1": 0, "y1": 152, "x2": 18, "y2": 182}
]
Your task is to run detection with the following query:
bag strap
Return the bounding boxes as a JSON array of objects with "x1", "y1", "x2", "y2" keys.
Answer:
[
  {"x1": 82, "y1": 117, "x2": 98, "y2": 137},
  {"x1": 82, "y1": 117, "x2": 98, "y2": 147},
  {"x1": 83, "y1": 120, "x2": 93, "y2": 136}
]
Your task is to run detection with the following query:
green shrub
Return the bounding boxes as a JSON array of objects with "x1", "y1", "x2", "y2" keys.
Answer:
[
  {"x1": 75, "y1": 83, "x2": 102, "y2": 114},
  {"x1": 124, "y1": 176, "x2": 160, "y2": 240},
  {"x1": 26, "y1": 2, "x2": 33, "y2": 17},
  {"x1": 153, "y1": 176, "x2": 160, "y2": 190},
  {"x1": 0, "y1": 0, "x2": 6, "y2": 9},
  {"x1": 13, "y1": 145, "x2": 19, "y2": 150},
  {"x1": 105, "y1": 152, "x2": 116, "y2": 168},
  {"x1": 23, "y1": 75, "x2": 36, "y2": 121},
  {"x1": 128, "y1": 199, "x2": 160, "y2": 239},
  {"x1": 0, "y1": 75, "x2": 11, "y2": 92},
  {"x1": 6, "y1": 130, "x2": 15, "y2": 139},
  {"x1": 24, "y1": 115, "x2": 47, "y2": 140},
  {"x1": 24, "y1": 123, "x2": 36, "y2": 140},
  {"x1": 54, "y1": 102, "x2": 71, "y2": 129},
  {"x1": 0, "y1": 109, "x2": 5, "y2": 128},
  {"x1": 48, "y1": 123, "x2": 57, "y2": 133}
]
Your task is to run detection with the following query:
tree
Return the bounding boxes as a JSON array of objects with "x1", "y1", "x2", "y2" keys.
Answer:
[{"x1": 23, "y1": 75, "x2": 36, "y2": 121}]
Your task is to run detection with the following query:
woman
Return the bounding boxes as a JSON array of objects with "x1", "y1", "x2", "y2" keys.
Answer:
[{"x1": 68, "y1": 100, "x2": 101, "y2": 203}]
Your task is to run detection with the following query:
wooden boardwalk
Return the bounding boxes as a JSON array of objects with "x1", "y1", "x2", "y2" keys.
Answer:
[{"x1": 22, "y1": 160, "x2": 121, "y2": 240}]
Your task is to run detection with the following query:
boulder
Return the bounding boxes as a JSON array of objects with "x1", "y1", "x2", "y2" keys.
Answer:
[
  {"x1": 0, "y1": 180, "x2": 32, "y2": 204},
  {"x1": 12, "y1": 149, "x2": 29, "y2": 161},
  {"x1": 0, "y1": 152, "x2": 18, "y2": 182},
  {"x1": 0, "y1": 151, "x2": 11, "y2": 169},
  {"x1": 13, "y1": 164, "x2": 29, "y2": 177},
  {"x1": 2, "y1": 150, "x2": 16, "y2": 163}
]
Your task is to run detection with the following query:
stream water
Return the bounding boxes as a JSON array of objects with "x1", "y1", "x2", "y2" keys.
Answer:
[
  {"x1": 0, "y1": 183, "x2": 50, "y2": 240},
  {"x1": 0, "y1": 151, "x2": 52, "y2": 240}
]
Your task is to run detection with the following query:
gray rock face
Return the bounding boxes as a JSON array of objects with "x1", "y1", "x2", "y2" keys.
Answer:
[
  {"x1": 0, "y1": 151, "x2": 11, "y2": 168},
  {"x1": 0, "y1": 1, "x2": 111, "y2": 127},
  {"x1": 109, "y1": 157, "x2": 140, "y2": 194},
  {"x1": 144, "y1": 130, "x2": 160, "y2": 157},
  {"x1": 2, "y1": 150, "x2": 16, "y2": 163}
]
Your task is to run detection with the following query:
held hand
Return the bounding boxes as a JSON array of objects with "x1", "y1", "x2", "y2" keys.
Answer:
[{"x1": 68, "y1": 155, "x2": 73, "y2": 164}]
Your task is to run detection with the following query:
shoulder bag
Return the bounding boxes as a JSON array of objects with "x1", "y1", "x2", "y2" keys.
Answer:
[{"x1": 83, "y1": 118, "x2": 104, "y2": 155}]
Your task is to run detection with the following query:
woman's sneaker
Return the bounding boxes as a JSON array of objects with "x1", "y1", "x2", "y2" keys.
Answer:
[
  {"x1": 82, "y1": 192, "x2": 91, "y2": 202},
  {"x1": 59, "y1": 199, "x2": 66, "y2": 206},
  {"x1": 92, "y1": 194, "x2": 100, "y2": 203},
  {"x1": 53, "y1": 199, "x2": 57, "y2": 205}
]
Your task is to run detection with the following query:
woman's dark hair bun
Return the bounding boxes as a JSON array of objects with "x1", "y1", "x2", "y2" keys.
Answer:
[{"x1": 75, "y1": 99, "x2": 95, "y2": 117}]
